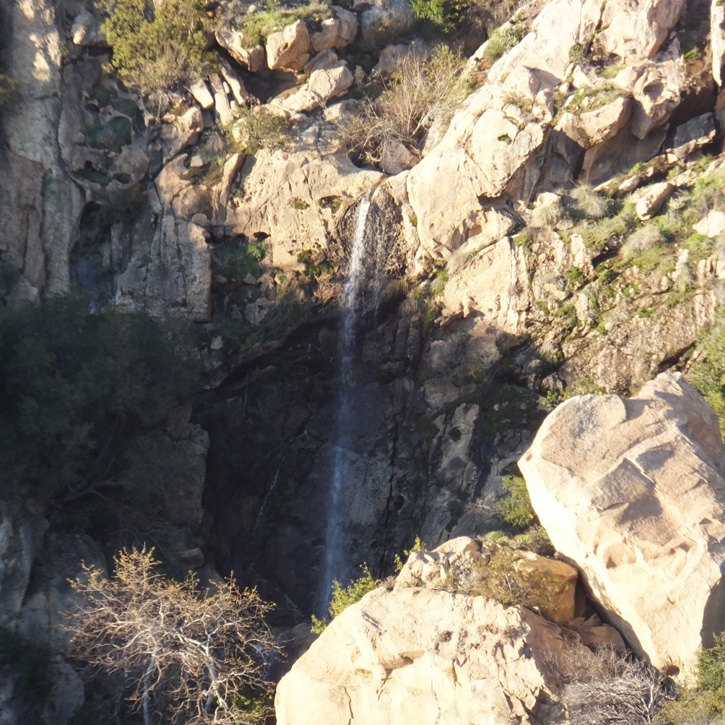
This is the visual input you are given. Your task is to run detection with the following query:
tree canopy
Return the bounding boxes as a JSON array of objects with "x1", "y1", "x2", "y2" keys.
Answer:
[{"x1": 0, "y1": 294, "x2": 200, "y2": 501}]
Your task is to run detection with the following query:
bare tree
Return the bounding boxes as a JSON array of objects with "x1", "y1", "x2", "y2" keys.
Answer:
[
  {"x1": 68, "y1": 547, "x2": 280, "y2": 725},
  {"x1": 557, "y1": 646, "x2": 675, "y2": 725}
]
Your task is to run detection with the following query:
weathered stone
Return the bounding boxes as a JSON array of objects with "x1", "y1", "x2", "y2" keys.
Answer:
[
  {"x1": 519, "y1": 373, "x2": 725, "y2": 680},
  {"x1": 215, "y1": 24, "x2": 267, "y2": 72},
  {"x1": 278, "y1": 65, "x2": 354, "y2": 113},
  {"x1": 632, "y1": 44, "x2": 685, "y2": 138},
  {"x1": 594, "y1": 0, "x2": 687, "y2": 61},
  {"x1": 220, "y1": 59, "x2": 249, "y2": 105},
  {"x1": 671, "y1": 113, "x2": 716, "y2": 161},
  {"x1": 71, "y1": 8, "x2": 104, "y2": 47},
  {"x1": 210, "y1": 74, "x2": 233, "y2": 125},
  {"x1": 359, "y1": 0, "x2": 415, "y2": 45},
  {"x1": 694, "y1": 210, "x2": 725, "y2": 238},
  {"x1": 160, "y1": 106, "x2": 203, "y2": 163},
  {"x1": 311, "y1": 6, "x2": 358, "y2": 52},
  {"x1": 276, "y1": 583, "x2": 595, "y2": 725},
  {"x1": 556, "y1": 96, "x2": 632, "y2": 149},
  {"x1": 303, "y1": 49, "x2": 339, "y2": 74},
  {"x1": 266, "y1": 20, "x2": 311, "y2": 72},
  {"x1": 373, "y1": 40, "x2": 429, "y2": 75},
  {"x1": 713, "y1": 0, "x2": 725, "y2": 86},
  {"x1": 380, "y1": 139, "x2": 418, "y2": 175},
  {"x1": 635, "y1": 181, "x2": 672, "y2": 221},
  {"x1": 115, "y1": 213, "x2": 212, "y2": 321},
  {"x1": 189, "y1": 79, "x2": 214, "y2": 109}
]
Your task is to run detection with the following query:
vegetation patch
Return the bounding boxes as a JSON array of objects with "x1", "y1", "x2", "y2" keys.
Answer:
[
  {"x1": 99, "y1": 0, "x2": 213, "y2": 96},
  {"x1": 311, "y1": 565, "x2": 378, "y2": 633}
]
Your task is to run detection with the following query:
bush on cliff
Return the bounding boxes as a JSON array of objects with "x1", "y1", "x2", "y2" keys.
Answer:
[
  {"x1": 0, "y1": 293, "x2": 199, "y2": 502},
  {"x1": 98, "y1": 0, "x2": 213, "y2": 96},
  {"x1": 692, "y1": 313, "x2": 725, "y2": 439}
]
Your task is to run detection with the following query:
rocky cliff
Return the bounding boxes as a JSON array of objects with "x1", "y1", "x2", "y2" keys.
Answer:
[{"x1": 3, "y1": 0, "x2": 725, "y2": 720}]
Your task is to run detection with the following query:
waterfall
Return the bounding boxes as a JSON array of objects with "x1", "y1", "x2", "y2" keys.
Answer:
[{"x1": 319, "y1": 197, "x2": 373, "y2": 611}]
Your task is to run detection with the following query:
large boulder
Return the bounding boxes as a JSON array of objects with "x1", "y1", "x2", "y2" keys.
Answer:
[
  {"x1": 266, "y1": 20, "x2": 312, "y2": 72},
  {"x1": 275, "y1": 585, "x2": 595, "y2": 725},
  {"x1": 519, "y1": 373, "x2": 725, "y2": 681}
]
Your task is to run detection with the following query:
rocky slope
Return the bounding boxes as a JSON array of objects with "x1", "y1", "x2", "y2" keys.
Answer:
[{"x1": 2, "y1": 0, "x2": 725, "y2": 719}]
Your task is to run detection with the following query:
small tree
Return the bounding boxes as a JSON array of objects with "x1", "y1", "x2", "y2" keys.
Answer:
[
  {"x1": 98, "y1": 0, "x2": 213, "y2": 96},
  {"x1": 69, "y1": 547, "x2": 279, "y2": 725}
]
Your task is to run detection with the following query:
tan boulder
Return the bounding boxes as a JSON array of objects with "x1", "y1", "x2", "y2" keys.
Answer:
[
  {"x1": 519, "y1": 373, "x2": 725, "y2": 680},
  {"x1": 278, "y1": 64, "x2": 354, "y2": 113},
  {"x1": 632, "y1": 44, "x2": 684, "y2": 138},
  {"x1": 266, "y1": 20, "x2": 311, "y2": 72},
  {"x1": 694, "y1": 210, "x2": 725, "y2": 238},
  {"x1": 594, "y1": 0, "x2": 686, "y2": 61},
  {"x1": 189, "y1": 79, "x2": 214, "y2": 110},
  {"x1": 160, "y1": 106, "x2": 203, "y2": 163},
  {"x1": 311, "y1": 6, "x2": 358, "y2": 52},
  {"x1": 275, "y1": 585, "x2": 596, "y2": 725},
  {"x1": 215, "y1": 24, "x2": 267, "y2": 72},
  {"x1": 556, "y1": 96, "x2": 632, "y2": 149},
  {"x1": 358, "y1": 0, "x2": 415, "y2": 45},
  {"x1": 635, "y1": 181, "x2": 672, "y2": 221}
]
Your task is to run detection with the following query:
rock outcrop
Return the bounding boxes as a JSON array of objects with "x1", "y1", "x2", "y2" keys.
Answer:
[
  {"x1": 276, "y1": 537, "x2": 609, "y2": 725},
  {"x1": 520, "y1": 373, "x2": 725, "y2": 680}
]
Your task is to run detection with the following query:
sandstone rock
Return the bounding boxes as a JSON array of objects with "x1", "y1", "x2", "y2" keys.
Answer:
[
  {"x1": 714, "y1": 0, "x2": 725, "y2": 86},
  {"x1": 374, "y1": 40, "x2": 429, "y2": 75},
  {"x1": 304, "y1": 49, "x2": 339, "y2": 74},
  {"x1": 279, "y1": 64, "x2": 354, "y2": 112},
  {"x1": 213, "y1": 152, "x2": 245, "y2": 225},
  {"x1": 160, "y1": 106, "x2": 203, "y2": 163},
  {"x1": 380, "y1": 139, "x2": 418, "y2": 175},
  {"x1": 632, "y1": 44, "x2": 684, "y2": 139},
  {"x1": 671, "y1": 113, "x2": 716, "y2": 161},
  {"x1": 226, "y1": 142, "x2": 382, "y2": 272},
  {"x1": 556, "y1": 96, "x2": 632, "y2": 149},
  {"x1": 220, "y1": 59, "x2": 249, "y2": 106},
  {"x1": 276, "y1": 583, "x2": 598, "y2": 725},
  {"x1": 115, "y1": 213, "x2": 212, "y2": 321},
  {"x1": 189, "y1": 79, "x2": 214, "y2": 110},
  {"x1": 311, "y1": 6, "x2": 358, "y2": 52},
  {"x1": 266, "y1": 21, "x2": 311, "y2": 72},
  {"x1": 694, "y1": 210, "x2": 725, "y2": 238},
  {"x1": 594, "y1": 0, "x2": 687, "y2": 61},
  {"x1": 359, "y1": 0, "x2": 415, "y2": 46},
  {"x1": 396, "y1": 536, "x2": 579, "y2": 624},
  {"x1": 209, "y1": 74, "x2": 233, "y2": 125},
  {"x1": 215, "y1": 24, "x2": 267, "y2": 72},
  {"x1": 635, "y1": 181, "x2": 672, "y2": 221},
  {"x1": 519, "y1": 373, "x2": 725, "y2": 680}
]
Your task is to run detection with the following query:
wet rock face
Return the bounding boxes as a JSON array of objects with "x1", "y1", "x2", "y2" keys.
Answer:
[{"x1": 520, "y1": 373, "x2": 725, "y2": 681}]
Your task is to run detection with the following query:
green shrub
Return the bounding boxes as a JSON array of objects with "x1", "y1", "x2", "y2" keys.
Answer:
[
  {"x1": 0, "y1": 293, "x2": 200, "y2": 501},
  {"x1": 410, "y1": 0, "x2": 464, "y2": 34},
  {"x1": 98, "y1": 0, "x2": 213, "y2": 95},
  {"x1": 233, "y1": 4, "x2": 331, "y2": 46},
  {"x1": 311, "y1": 565, "x2": 378, "y2": 633},
  {"x1": 213, "y1": 239, "x2": 267, "y2": 280},
  {"x1": 497, "y1": 475, "x2": 536, "y2": 528},
  {"x1": 483, "y1": 21, "x2": 527, "y2": 62},
  {"x1": 227, "y1": 107, "x2": 294, "y2": 155},
  {"x1": 689, "y1": 319, "x2": 725, "y2": 438}
]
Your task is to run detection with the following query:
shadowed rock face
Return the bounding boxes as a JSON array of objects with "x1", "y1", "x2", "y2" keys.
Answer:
[{"x1": 520, "y1": 373, "x2": 725, "y2": 681}]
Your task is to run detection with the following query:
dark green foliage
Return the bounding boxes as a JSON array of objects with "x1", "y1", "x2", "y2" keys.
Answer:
[
  {"x1": 691, "y1": 313, "x2": 725, "y2": 438},
  {"x1": 0, "y1": 628, "x2": 53, "y2": 703},
  {"x1": 0, "y1": 293, "x2": 200, "y2": 501},
  {"x1": 497, "y1": 475, "x2": 536, "y2": 528},
  {"x1": 98, "y1": 0, "x2": 213, "y2": 95},
  {"x1": 85, "y1": 116, "x2": 132, "y2": 153},
  {"x1": 213, "y1": 239, "x2": 267, "y2": 280},
  {"x1": 311, "y1": 566, "x2": 378, "y2": 633}
]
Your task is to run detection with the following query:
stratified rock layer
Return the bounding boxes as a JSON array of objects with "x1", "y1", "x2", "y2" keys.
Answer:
[{"x1": 519, "y1": 373, "x2": 725, "y2": 680}]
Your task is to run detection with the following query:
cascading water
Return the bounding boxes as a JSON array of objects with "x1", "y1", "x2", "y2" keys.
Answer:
[{"x1": 319, "y1": 197, "x2": 373, "y2": 610}]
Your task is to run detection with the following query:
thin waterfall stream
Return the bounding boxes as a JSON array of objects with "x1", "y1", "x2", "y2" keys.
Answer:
[{"x1": 319, "y1": 197, "x2": 374, "y2": 611}]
